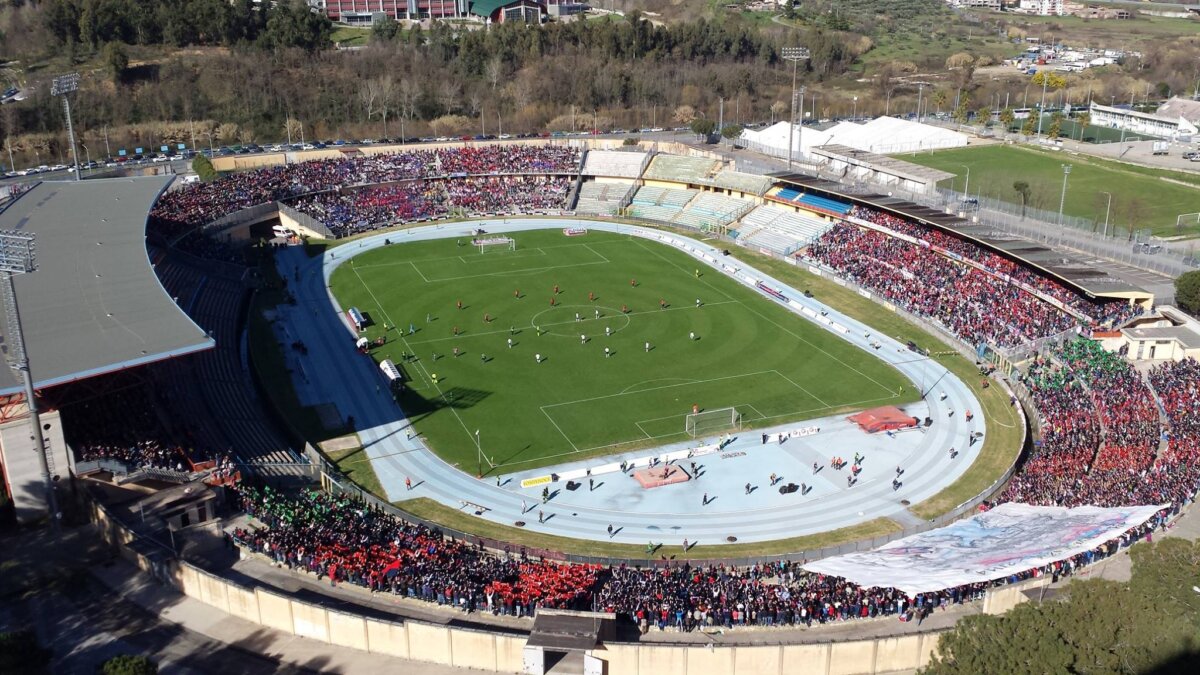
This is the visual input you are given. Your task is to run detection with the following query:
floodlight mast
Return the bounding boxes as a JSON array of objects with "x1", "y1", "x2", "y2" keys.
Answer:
[
  {"x1": 51, "y1": 73, "x2": 82, "y2": 182},
  {"x1": 0, "y1": 230, "x2": 58, "y2": 531},
  {"x1": 781, "y1": 47, "x2": 810, "y2": 171}
]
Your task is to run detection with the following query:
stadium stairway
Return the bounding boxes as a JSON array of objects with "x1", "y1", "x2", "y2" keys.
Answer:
[{"x1": 153, "y1": 252, "x2": 308, "y2": 484}]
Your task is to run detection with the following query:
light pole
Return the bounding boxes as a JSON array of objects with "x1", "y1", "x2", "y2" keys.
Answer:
[
  {"x1": 914, "y1": 82, "x2": 930, "y2": 123},
  {"x1": 852, "y1": 96, "x2": 858, "y2": 120},
  {"x1": 1058, "y1": 164, "x2": 1072, "y2": 226},
  {"x1": 957, "y1": 164, "x2": 971, "y2": 197},
  {"x1": 81, "y1": 144, "x2": 91, "y2": 169},
  {"x1": 0, "y1": 230, "x2": 58, "y2": 532},
  {"x1": 782, "y1": 47, "x2": 810, "y2": 171},
  {"x1": 1036, "y1": 74, "x2": 1052, "y2": 138},
  {"x1": 51, "y1": 73, "x2": 82, "y2": 181},
  {"x1": 1100, "y1": 191, "x2": 1112, "y2": 238},
  {"x1": 475, "y1": 429, "x2": 483, "y2": 478}
]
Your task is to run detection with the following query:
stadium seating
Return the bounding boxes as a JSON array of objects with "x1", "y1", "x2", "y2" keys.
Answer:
[
  {"x1": 706, "y1": 169, "x2": 773, "y2": 195},
  {"x1": 736, "y1": 206, "x2": 834, "y2": 254},
  {"x1": 671, "y1": 193, "x2": 750, "y2": 230},
  {"x1": 574, "y1": 180, "x2": 632, "y2": 215},
  {"x1": 629, "y1": 185, "x2": 699, "y2": 222},
  {"x1": 581, "y1": 150, "x2": 648, "y2": 178},
  {"x1": 847, "y1": 206, "x2": 1138, "y2": 327},
  {"x1": 808, "y1": 222, "x2": 1078, "y2": 348},
  {"x1": 642, "y1": 154, "x2": 721, "y2": 183}
]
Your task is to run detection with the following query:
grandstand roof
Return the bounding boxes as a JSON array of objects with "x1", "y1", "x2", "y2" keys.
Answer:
[
  {"x1": 0, "y1": 178, "x2": 214, "y2": 396},
  {"x1": 770, "y1": 173, "x2": 1149, "y2": 300}
]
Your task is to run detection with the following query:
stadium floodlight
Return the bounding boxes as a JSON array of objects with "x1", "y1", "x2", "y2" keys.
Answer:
[
  {"x1": 781, "y1": 47, "x2": 810, "y2": 171},
  {"x1": 0, "y1": 230, "x2": 59, "y2": 531},
  {"x1": 51, "y1": 73, "x2": 82, "y2": 182}
]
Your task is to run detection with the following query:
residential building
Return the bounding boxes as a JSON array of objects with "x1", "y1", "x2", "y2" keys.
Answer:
[
  {"x1": 1017, "y1": 0, "x2": 1064, "y2": 15},
  {"x1": 310, "y1": 0, "x2": 553, "y2": 22}
]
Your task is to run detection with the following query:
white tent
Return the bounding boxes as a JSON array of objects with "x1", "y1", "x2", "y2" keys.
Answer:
[{"x1": 740, "y1": 117, "x2": 968, "y2": 159}]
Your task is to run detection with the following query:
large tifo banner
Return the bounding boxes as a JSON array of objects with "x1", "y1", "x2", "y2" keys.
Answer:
[{"x1": 803, "y1": 502, "x2": 1165, "y2": 594}]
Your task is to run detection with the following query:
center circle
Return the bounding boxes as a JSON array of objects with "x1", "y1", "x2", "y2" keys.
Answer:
[{"x1": 528, "y1": 304, "x2": 632, "y2": 337}]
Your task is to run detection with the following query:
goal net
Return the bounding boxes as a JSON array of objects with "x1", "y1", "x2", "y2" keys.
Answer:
[
  {"x1": 474, "y1": 236, "x2": 516, "y2": 253},
  {"x1": 685, "y1": 406, "x2": 741, "y2": 438}
]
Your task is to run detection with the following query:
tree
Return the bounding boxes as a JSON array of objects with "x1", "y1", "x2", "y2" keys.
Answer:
[
  {"x1": 672, "y1": 105, "x2": 696, "y2": 125},
  {"x1": 1013, "y1": 181, "x2": 1031, "y2": 218},
  {"x1": 924, "y1": 538, "x2": 1200, "y2": 675},
  {"x1": 1021, "y1": 115, "x2": 1036, "y2": 136},
  {"x1": 1000, "y1": 108, "x2": 1016, "y2": 130},
  {"x1": 720, "y1": 124, "x2": 743, "y2": 142},
  {"x1": 1076, "y1": 112, "x2": 1091, "y2": 140},
  {"x1": 101, "y1": 654, "x2": 158, "y2": 675},
  {"x1": 1048, "y1": 112, "x2": 1063, "y2": 139},
  {"x1": 1177, "y1": 270, "x2": 1200, "y2": 315},
  {"x1": 1032, "y1": 71, "x2": 1068, "y2": 91},
  {"x1": 259, "y1": 0, "x2": 330, "y2": 53},
  {"x1": 784, "y1": 0, "x2": 796, "y2": 19},
  {"x1": 690, "y1": 118, "x2": 716, "y2": 138},
  {"x1": 932, "y1": 89, "x2": 948, "y2": 115},
  {"x1": 216, "y1": 123, "x2": 239, "y2": 144},
  {"x1": 192, "y1": 154, "x2": 216, "y2": 181},
  {"x1": 370, "y1": 16, "x2": 399, "y2": 43},
  {"x1": 976, "y1": 107, "x2": 991, "y2": 127},
  {"x1": 953, "y1": 101, "x2": 970, "y2": 125},
  {"x1": 104, "y1": 41, "x2": 130, "y2": 84}
]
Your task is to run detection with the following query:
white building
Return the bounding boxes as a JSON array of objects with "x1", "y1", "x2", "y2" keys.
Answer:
[
  {"x1": 1088, "y1": 98, "x2": 1200, "y2": 140},
  {"x1": 1017, "y1": 0, "x2": 1064, "y2": 15},
  {"x1": 947, "y1": 0, "x2": 1001, "y2": 9},
  {"x1": 1105, "y1": 308, "x2": 1200, "y2": 362}
]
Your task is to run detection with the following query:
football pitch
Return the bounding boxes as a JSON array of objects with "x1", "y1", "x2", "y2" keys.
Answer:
[{"x1": 329, "y1": 229, "x2": 916, "y2": 472}]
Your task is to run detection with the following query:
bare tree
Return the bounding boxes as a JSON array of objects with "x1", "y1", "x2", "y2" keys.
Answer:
[
  {"x1": 359, "y1": 80, "x2": 379, "y2": 125},
  {"x1": 216, "y1": 123, "x2": 239, "y2": 145},
  {"x1": 486, "y1": 57, "x2": 505, "y2": 91},
  {"x1": 377, "y1": 76, "x2": 397, "y2": 138}
]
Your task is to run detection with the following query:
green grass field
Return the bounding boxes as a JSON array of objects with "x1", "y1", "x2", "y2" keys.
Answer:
[
  {"x1": 329, "y1": 229, "x2": 915, "y2": 473},
  {"x1": 895, "y1": 145, "x2": 1200, "y2": 237}
]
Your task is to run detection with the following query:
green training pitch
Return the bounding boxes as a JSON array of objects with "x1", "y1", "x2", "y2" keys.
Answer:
[
  {"x1": 894, "y1": 144, "x2": 1200, "y2": 237},
  {"x1": 329, "y1": 229, "x2": 915, "y2": 473}
]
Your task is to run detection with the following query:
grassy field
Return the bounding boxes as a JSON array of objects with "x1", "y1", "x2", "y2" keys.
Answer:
[
  {"x1": 329, "y1": 229, "x2": 915, "y2": 474},
  {"x1": 330, "y1": 26, "x2": 370, "y2": 47},
  {"x1": 894, "y1": 144, "x2": 1200, "y2": 237}
]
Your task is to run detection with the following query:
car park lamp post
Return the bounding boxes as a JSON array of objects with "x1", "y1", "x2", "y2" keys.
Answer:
[
  {"x1": 1101, "y1": 191, "x2": 1112, "y2": 238},
  {"x1": 957, "y1": 164, "x2": 971, "y2": 198},
  {"x1": 0, "y1": 230, "x2": 59, "y2": 532},
  {"x1": 50, "y1": 73, "x2": 82, "y2": 182},
  {"x1": 782, "y1": 47, "x2": 810, "y2": 171},
  {"x1": 1058, "y1": 164, "x2": 1072, "y2": 227}
]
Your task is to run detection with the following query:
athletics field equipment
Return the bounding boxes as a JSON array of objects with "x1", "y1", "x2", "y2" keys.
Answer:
[{"x1": 329, "y1": 228, "x2": 916, "y2": 473}]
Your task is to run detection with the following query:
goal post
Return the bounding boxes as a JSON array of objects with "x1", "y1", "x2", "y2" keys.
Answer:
[
  {"x1": 685, "y1": 406, "x2": 741, "y2": 438},
  {"x1": 474, "y1": 236, "x2": 516, "y2": 253}
]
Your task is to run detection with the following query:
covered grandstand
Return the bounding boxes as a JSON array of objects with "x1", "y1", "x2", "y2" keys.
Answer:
[{"x1": 0, "y1": 178, "x2": 216, "y2": 521}]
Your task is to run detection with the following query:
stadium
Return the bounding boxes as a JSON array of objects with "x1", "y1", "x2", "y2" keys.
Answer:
[{"x1": 1, "y1": 139, "x2": 1196, "y2": 674}]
